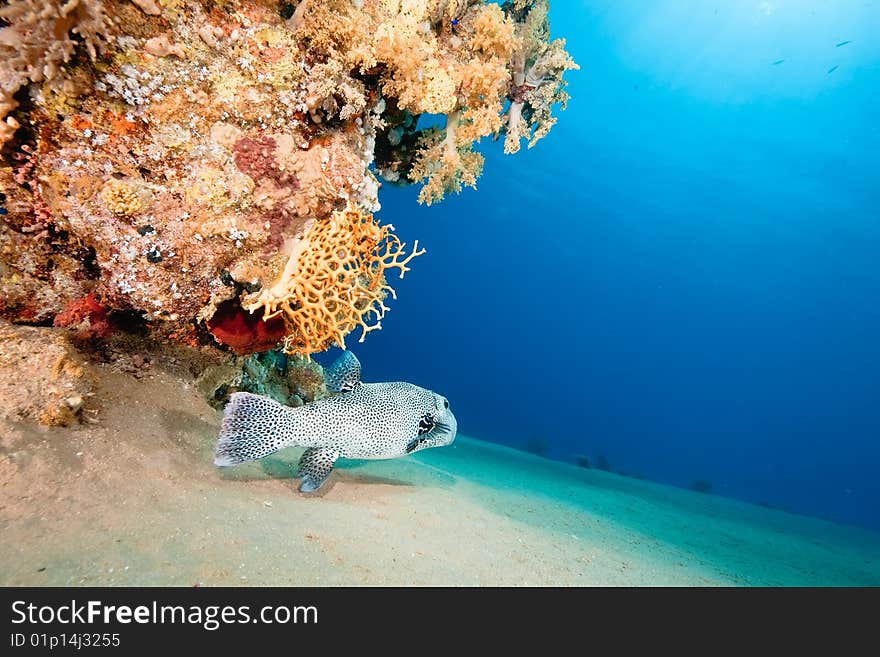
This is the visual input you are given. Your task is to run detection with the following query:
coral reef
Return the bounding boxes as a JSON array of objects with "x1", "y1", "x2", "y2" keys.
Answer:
[
  {"x1": 1, "y1": 0, "x2": 575, "y2": 359},
  {"x1": 53, "y1": 292, "x2": 113, "y2": 342},
  {"x1": 204, "y1": 300, "x2": 287, "y2": 355},
  {"x1": 500, "y1": 0, "x2": 578, "y2": 154},
  {"x1": 0, "y1": 0, "x2": 111, "y2": 146},
  {"x1": 378, "y1": 0, "x2": 578, "y2": 204},
  {"x1": 196, "y1": 348, "x2": 327, "y2": 409}
]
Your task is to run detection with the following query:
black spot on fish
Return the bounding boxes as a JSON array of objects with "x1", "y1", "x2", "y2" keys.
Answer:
[{"x1": 418, "y1": 415, "x2": 434, "y2": 436}]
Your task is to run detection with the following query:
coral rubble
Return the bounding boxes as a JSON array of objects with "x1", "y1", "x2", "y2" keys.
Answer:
[
  {"x1": 0, "y1": 320, "x2": 94, "y2": 426},
  {"x1": 196, "y1": 347, "x2": 327, "y2": 410},
  {"x1": 1, "y1": 0, "x2": 576, "y2": 359}
]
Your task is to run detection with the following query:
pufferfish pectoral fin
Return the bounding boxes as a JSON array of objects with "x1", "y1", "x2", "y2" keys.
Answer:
[
  {"x1": 324, "y1": 351, "x2": 362, "y2": 393},
  {"x1": 296, "y1": 448, "x2": 339, "y2": 493}
]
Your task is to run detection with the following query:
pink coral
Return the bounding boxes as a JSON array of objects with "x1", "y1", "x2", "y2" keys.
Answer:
[
  {"x1": 53, "y1": 294, "x2": 112, "y2": 340},
  {"x1": 233, "y1": 136, "x2": 299, "y2": 188},
  {"x1": 206, "y1": 300, "x2": 287, "y2": 355}
]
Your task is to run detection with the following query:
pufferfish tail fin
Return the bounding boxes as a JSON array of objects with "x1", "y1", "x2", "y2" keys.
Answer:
[{"x1": 215, "y1": 392, "x2": 302, "y2": 466}]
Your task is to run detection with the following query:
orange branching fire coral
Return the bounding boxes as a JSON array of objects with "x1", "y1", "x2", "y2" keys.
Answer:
[{"x1": 243, "y1": 205, "x2": 425, "y2": 358}]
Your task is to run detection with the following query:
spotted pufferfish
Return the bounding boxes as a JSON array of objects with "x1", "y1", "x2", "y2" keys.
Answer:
[{"x1": 214, "y1": 351, "x2": 457, "y2": 492}]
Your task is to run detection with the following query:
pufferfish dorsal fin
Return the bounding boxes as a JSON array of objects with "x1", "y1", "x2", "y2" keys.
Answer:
[{"x1": 324, "y1": 350, "x2": 362, "y2": 393}]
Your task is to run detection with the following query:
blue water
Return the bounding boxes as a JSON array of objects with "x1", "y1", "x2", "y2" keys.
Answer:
[{"x1": 346, "y1": 0, "x2": 880, "y2": 531}]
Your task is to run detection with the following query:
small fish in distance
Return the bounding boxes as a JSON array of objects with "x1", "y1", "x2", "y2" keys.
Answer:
[
  {"x1": 835, "y1": 40, "x2": 853, "y2": 48},
  {"x1": 214, "y1": 351, "x2": 457, "y2": 492},
  {"x1": 827, "y1": 65, "x2": 839, "y2": 74}
]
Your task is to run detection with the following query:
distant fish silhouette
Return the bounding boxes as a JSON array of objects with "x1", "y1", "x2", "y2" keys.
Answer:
[
  {"x1": 827, "y1": 65, "x2": 839, "y2": 74},
  {"x1": 772, "y1": 59, "x2": 786, "y2": 66},
  {"x1": 835, "y1": 40, "x2": 853, "y2": 48}
]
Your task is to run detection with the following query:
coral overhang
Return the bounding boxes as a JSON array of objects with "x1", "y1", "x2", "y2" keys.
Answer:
[{"x1": 0, "y1": 0, "x2": 575, "y2": 357}]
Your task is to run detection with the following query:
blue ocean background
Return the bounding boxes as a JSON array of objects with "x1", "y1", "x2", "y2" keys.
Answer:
[{"x1": 343, "y1": 0, "x2": 880, "y2": 531}]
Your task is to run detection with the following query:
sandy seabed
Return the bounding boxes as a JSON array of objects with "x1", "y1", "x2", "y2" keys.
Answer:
[{"x1": 1, "y1": 360, "x2": 878, "y2": 587}]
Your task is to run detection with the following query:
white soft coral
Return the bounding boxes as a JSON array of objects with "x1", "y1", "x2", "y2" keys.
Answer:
[{"x1": 502, "y1": 1, "x2": 578, "y2": 154}]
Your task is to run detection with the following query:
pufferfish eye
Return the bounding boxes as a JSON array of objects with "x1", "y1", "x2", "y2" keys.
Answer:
[{"x1": 443, "y1": 399, "x2": 449, "y2": 409}]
